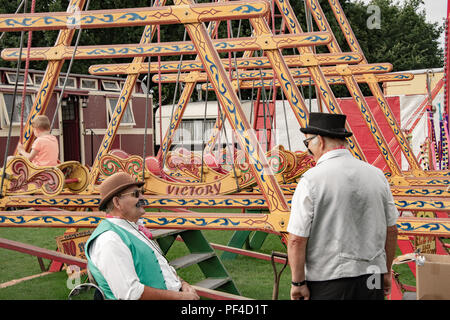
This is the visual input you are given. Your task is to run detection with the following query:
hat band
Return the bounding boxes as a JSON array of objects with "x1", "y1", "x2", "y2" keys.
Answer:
[
  {"x1": 306, "y1": 125, "x2": 347, "y2": 133},
  {"x1": 300, "y1": 126, "x2": 352, "y2": 138}
]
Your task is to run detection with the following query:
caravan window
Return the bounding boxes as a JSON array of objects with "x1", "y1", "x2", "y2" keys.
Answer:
[
  {"x1": 102, "y1": 80, "x2": 120, "y2": 91},
  {"x1": 34, "y1": 74, "x2": 44, "y2": 86},
  {"x1": 5, "y1": 72, "x2": 33, "y2": 85},
  {"x1": 173, "y1": 119, "x2": 216, "y2": 145},
  {"x1": 106, "y1": 97, "x2": 135, "y2": 126},
  {"x1": 0, "y1": 93, "x2": 33, "y2": 128},
  {"x1": 81, "y1": 78, "x2": 98, "y2": 90},
  {"x1": 57, "y1": 76, "x2": 76, "y2": 89}
]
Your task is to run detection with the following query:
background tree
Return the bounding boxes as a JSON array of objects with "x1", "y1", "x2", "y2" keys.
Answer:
[
  {"x1": 0, "y1": 0, "x2": 152, "y2": 73},
  {"x1": 0, "y1": 0, "x2": 445, "y2": 101},
  {"x1": 346, "y1": 0, "x2": 444, "y2": 71}
]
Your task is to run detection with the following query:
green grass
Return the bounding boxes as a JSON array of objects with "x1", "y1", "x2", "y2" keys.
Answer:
[
  {"x1": 0, "y1": 228, "x2": 64, "y2": 283},
  {"x1": 0, "y1": 227, "x2": 72, "y2": 299},
  {"x1": 1, "y1": 225, "x2": 443, "y2": 300},
  {"x1": 0, "y1": 227, "x2": 291, "y2": 300},
  {"x1": 391, "y1": 239, "x2": 450, "y2": 288},
  {"x1": 0, "y1": 271, "x2": 71, "y2": 300},
  {"x1": 392, "y1": 247, "x2": 416, "y2": 287}
]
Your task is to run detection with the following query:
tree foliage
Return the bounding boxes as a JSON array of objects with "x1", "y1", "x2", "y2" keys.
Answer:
[
  {"x1": 346, "y1": 0, "x2": 443, "y2": 71},
  {"x1": 0, "y1": 0, "x2": 445, "y2": 101},
  {"x1": 0, "y1": 0, "x2": 153, "y2": 73}
]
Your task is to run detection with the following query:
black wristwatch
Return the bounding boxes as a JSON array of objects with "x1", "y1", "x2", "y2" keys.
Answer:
[{"x1": 291, "y1": 280, "x2": 307, "y2": 287}]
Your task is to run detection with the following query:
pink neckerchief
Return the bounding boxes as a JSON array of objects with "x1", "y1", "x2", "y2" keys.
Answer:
[
  {"x1": 105, "y1": 215, "x2": 153, "y2": 239},
  {"x1": 330, "y1": 145, "x2": 347, "y2": 151}
]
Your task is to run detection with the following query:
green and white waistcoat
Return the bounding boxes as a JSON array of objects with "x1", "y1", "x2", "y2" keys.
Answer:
[{"x1": 85, "y1": 219, "x2": 167, "y2": 299}]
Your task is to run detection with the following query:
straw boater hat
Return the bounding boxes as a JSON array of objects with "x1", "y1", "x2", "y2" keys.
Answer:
[
  {"x1": 300, "y1": 112, "x2": 353, "y2": 138},
  {"x1": 98, "y1": 172, "x2": 144, "y2": 211}
]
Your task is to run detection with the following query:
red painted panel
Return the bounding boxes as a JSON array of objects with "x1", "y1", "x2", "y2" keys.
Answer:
[{"x1": 338, "y1": 96, "x2": 402, "y2": 171}]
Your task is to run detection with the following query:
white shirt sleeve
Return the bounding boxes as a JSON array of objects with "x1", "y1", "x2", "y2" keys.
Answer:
[
  {"x1": 88, "y1": 231, "x2": 144, "y2": 300},
  {"x1": 287, "y1": 177, "x2": 314, "y2": 237},
  {"x1": 383, "y1": 178, "x2": 399, "y2": 227}
]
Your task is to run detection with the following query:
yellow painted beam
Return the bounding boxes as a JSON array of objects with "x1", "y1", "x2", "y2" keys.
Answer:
[
  {"x1": 0, "y1": 1, "x2": 270, "y2": 31},
  {"x1": 0, "y1": 210, "x2": 449, "y2": 237},
  {"x1": 87, "y1": 53, "x2": 364, "y2": 76},
  {"x1": 1, "y1": 32, "x2": 332, "y2": 61},
  {"x1": 202, "y1": 72, "x2": 414, "y2": 90},
  {"x1": 152, "y1": 63, "x2": 393, "y2": 83}
]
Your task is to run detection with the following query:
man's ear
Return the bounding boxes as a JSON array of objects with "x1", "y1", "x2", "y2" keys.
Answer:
[
  {"x1": 317, "y1": 135, "x2": 325, "y2": 150},
  {"x1": 112, "y1": 196, "x2": 121, "y2": 210}
]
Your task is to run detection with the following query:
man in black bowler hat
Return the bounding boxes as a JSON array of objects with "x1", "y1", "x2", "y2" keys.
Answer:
[{"x1": 287, "y1": 112, "x2": 399, "y2": 300}]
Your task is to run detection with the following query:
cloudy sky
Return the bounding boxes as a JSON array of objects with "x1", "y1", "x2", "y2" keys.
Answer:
[
  {"x1": 420, "y1": 0, "x2": 448, "y2": 24},
  {"x1": 355, "y1": 0, "x2": 447, "y2": 47},
  {"x1": 356, "y1": 0, "x2": 447, "y2": 24}
]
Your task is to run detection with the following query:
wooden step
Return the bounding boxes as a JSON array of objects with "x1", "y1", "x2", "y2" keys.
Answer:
[
  {"x1": 150, "y1": 229, "x2": 184, "y2": 239},
  {"x1": 155, "y1": 229, "x2": 241, "y2": 296},
  {"x1": 170, "y1": 252, "x2": 215, "y2": 270},
  {"x1": 194, "y1": 277, "x2": 231, "y2": 290}
]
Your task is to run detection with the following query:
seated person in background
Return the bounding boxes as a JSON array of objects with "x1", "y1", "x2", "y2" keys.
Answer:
[{"x1": 17, "y1": 115, "x2": 59, "y2": 167}]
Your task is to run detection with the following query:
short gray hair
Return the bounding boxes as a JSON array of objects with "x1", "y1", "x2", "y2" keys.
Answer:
[
  {"x1": 104, "y1": 199, "x2": 115, "y2": 213},
  {"x1": 322, "y1": 136, "x2": 347, "y2": 148}
]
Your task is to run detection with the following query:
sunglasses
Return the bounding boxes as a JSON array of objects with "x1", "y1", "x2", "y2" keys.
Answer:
[
  {"x1": 303, "y1": 135, "x2": 318, "y2": 148},
  {"x1": 119, "y1": 189, "x2": 144, "y2": 198}
]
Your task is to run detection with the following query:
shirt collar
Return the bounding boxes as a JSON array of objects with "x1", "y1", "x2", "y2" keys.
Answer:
[
  {"x1": 107, "y1": 217, "x2": 142, "y2": 229},
  {"x1": 316, "y1": 148, "x2": 352, "y2": 166}
]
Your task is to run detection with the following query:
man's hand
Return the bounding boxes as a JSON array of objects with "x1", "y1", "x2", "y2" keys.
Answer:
[
  {"x1": 383, "y1": 273, "x2": 392, "y2": 296},
  {"x1": 287, "y1": 234, "x2": 309, "y2": 300},
  {"x1": 181, "y1": 281, "x2": 200, "y2": 300},
  {"x1": 291, "y1": 284, "x2": 310, "y2": 300}
]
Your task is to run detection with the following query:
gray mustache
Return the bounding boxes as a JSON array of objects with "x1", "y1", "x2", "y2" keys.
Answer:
[{"x1": 136, "y1": 199, "x2": 146, "y2": 208}]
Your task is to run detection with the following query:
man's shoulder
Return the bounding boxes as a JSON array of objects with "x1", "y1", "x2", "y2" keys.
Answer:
[
  {"x1": 356, "y1": 158, "x2": 385, "y2": 176},
  {"x1": 92, "y1": 229, "x2": 119, "y2": 243},
  {"x1": 89, "y1": 219, "x2": 126, "y2": 243},
  {"x1": 303, "y1": 155, "x2": 385, "y2": 180}
]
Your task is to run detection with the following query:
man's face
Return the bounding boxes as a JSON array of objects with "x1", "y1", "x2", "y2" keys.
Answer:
[
  {"x1": 304, "y1": 134, "x2": 322, "y2": 162},
  {"x1": 114, "y1": 186, "x2": 145, "y2": 222}
]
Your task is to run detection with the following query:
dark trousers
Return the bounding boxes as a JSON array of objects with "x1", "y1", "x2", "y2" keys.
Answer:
[{"x1": 307, "y1": 274, "x2": 384, "y2": 300}]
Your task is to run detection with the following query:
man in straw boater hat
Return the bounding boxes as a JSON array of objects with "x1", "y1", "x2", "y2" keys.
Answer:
[
  {"x1": 287, "y1": 112, "x2": 399, "y2": 300},
  {"x1": 85, "y1": 172, "x2": 199, "y2": 300}
]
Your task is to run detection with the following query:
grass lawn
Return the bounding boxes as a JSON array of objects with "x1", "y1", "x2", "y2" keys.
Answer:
[
  {"x1": 0, "y1": 227, "x2": 72, "y2": 299},
  {"x1": 0, "y1": 224, "x2": 442, "y2": 300},
  {"x1": 0, "y1": 226, "x2": 291, "y2": 300}
]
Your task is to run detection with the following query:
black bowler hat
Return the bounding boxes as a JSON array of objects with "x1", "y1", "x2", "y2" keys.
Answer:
[{"x1": 300, "y1": 112, "x2": 353, "y2": 138}]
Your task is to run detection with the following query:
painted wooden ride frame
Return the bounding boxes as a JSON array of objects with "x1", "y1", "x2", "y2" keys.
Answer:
[{"x1": 0, "y1": 0, "x2": 448, "y2": 238}]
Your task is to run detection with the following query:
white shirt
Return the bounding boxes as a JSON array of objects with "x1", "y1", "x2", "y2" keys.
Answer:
[
  {"x1": 88, "y1": 218, "x2": 181, "y2": 300},
  {"x1": 287, "y1": 149, "x2": 399, "y2": 281}
]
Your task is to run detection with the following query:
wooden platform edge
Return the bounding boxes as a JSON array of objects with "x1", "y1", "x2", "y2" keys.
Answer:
[
  {"x1": 192, "y1": 285, "x2": 253, "y2": 300},
  {"x1": 0, "y1": 237, "x2": 87, "y2": 268}
]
